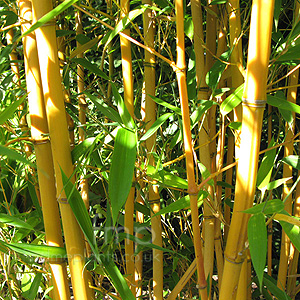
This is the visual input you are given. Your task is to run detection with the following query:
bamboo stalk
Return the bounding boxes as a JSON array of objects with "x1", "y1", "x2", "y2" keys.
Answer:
[
  {"x1": 141, "y1": 0, "x2": 163, "y2": 298},
  {"x1": 119, "y1": 0, "x2": 135, "y2": 293},
  {"x1": 277, "y1": 2, "x2": 300, "y2": 290},
  {"x1": 175, "y1": 0, "x2": 207, "y2": 299},
  {"x1": 18, "y1": 1, "x2": 70, "y2": 299},
  {"x1": 31, "y1": 1, "x2": 91, "y2": 299},
  {"x1": 219, "y1": 1, "x2": 275, "y2": 299}
]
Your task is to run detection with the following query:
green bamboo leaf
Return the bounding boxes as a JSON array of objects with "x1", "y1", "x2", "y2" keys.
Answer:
[
  {"x1": 73, "y1": 58, "x2": 109, "y2": 80},
  {"x1": 190, "y1": 100, "x2": 214, "y2": 129},
  {"x1": 20, "y1": 0, "x2": 80, "y2": 39},
  {"x1": 0, "y1": 97, "x2": 24, "y2": 125},
  {"x1": 109, "y1": 127, "x2": 137, "y2": 224},
  {"x1": 206, "y1": 49, "x2": 230, "y2": 94},
  {"x1": 149, "y1": 95, "x2": 182, "y2": 114},
  {"x1": 257, "y1": 138, "x2": 276, "y2": 190},
  {"x1": 118, "y1": 233, "x2": 181, "y2": 256},
  {"x1": 85, "y1": 92, "x2": 122, "y2": 124},
  {"x1": 248, "y1": 213, "x2": 267, "y2": 290},
  {"x1": 61, "y1": 169, "x2": 98, "y2": 252},
  {"x1": 140, "y1": 113, "x2": 172, "y2": 142},
  {"x1": 263, "y1": 274, "x2": 291, "y2": 300},
  {"x1": 198, "y1": 162, "x2": 214, "y2": 185},
  {"x1": 220, "y1": 84, "x2": 244, "y2": 115},
  {"x1": 0, "y1": 241, "x2": 67, "y2": 258},
  {"x1": 111, "y1": 84, "x2": 135, "y2": 129},
  {"x1": 152, "y1": 190, "x2": 207, "y2": 216},
  {"x1": 282, "y1": 155, "x2": 300, "y2": 170},
  {"x1": 243, "y1": 199, "x2": 284, "y2": 215},
  {"x1": 279, "y1": 211, "x2": 300, "y2": 253},
  {"x1": 267, "y1": 95, "x2": 300, "y2": 114},
  {"x1": 228, "y1": 121, "x2": 242, "y2": 130},
  {"x1": 99, "y1": 254, "x2": 136, "y2": 300},
  {"x1": 146, "y1": 165, "x2": 188, "y2": 190},
  {"x1": 266, "y1": 177, "x2": 292, "y2": 190},
  {"x1": 0, "y1": 213, "x2": 34, "y2": 231},
  {"x1": 69, "y1": 36, "x2": 101, "y2": 59},
  {"x1": 0, "y1": 145, "x2": 34, "y2": 166},
  {"x1": 275, "y1": 43, "x2": 300, "y2": 63},
  {"x1": 210, "y1": 0, "x2": 227, "y2": 3},
  {"x1": 23, "y1": 273, "x2": 42, "y2": 300},
  {"x1": 101, "y1": 7, "x2": 147, "y2": 47}
]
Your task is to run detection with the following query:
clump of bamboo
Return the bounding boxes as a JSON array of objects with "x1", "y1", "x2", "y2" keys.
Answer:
[
  {"x1": 18, "y1": 1, "x2": 70, "y2": 299},
  {"x1": 219, "y1": 1, "x2": 275, "y2": 299},
  {"x1": 31, "y1": 0, "x2": 91, "y2": 299}
]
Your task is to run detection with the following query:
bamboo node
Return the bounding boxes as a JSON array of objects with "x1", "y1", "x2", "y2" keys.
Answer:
[
  {"x1": 242, "y1": 98, "x2": 267, "y2": 108},
  {"x1": 33, "y1": 137, "x2": 50, "y2": 145},
  {"x1": 224, "y1": 255, "x2": 245, "y2": 265},
  {"x1": 148, "y1": 198, "x2": 160, "y2": 204},
  {"x1": 57, "y1": 197, "x2": 68, "y2": 204}
]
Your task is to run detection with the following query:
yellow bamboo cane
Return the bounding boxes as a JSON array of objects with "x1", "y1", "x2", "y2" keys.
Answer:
[
  {"x1": 119, "y1": 0, "x2": 135, "y2": 293},
  {"x1": 277, "y1": 2, "x2": 300, "y2": 290},
  {"x1": 31, "y1": 1, "x2": 91, "y2": 299},
  {"x1": 219, "y1": 1, "x2": 275, "y2": 299},
  {"x1": 175, "y1": 0, "x2": 207, "y2": 299},
  {"x1": 18, "y1": 1, "x2": 70, "y2": 299},
  {"x1": 141, "y1": 0, "x2": 163, "y2": 298}
]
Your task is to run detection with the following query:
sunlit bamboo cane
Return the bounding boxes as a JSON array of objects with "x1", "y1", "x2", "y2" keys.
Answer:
[
  {"x1": 18, "y1": 1, "x2": 70, "y2": 299},
  {"x1": 31, "y1": 1, "x2": 91, "y2": 299},
  {"x1": 219, "y1": 1, "x2": 275, "y2": 299},
  {"x1": 277, "y1": 2, "x2": 300, "y2": 290},
  {"x1": 119, "y1": 0, "x2": 135, "y2": 294},
  {"x1": 175, "y1": 0, "x2": 207, "y2": 299}
]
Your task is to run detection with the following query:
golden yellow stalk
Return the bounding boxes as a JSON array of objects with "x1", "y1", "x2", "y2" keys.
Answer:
[
  {"x1": 31, "y1": 1, "x2": 91, "y2": 299},
  {"x1": 175, "y1": 0, "x2": 207, "y2": 299},
  {"x1": 219, "y1": 1, "x2": 275, "y2": 298},
  {"x1": 119, "y1": 0, "x2": 135, "y2": 293},
  {"x1": 18, "y1": 1, "x2": 70, "y2": 299},
  {"x1": 277, "y1": 1, "x2": 300, "y2": 290}
]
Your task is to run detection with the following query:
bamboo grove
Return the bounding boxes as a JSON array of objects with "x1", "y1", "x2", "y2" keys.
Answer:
[{"x1": 2, "y1": 0, "x2": 300, "y2": 299}]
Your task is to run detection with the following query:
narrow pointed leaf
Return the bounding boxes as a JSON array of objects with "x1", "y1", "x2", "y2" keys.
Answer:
[
  {"x1": 0, "y1": 145, "x2": 34, "y2": 166},
  {"x1": 23, "y1": 273, "x2": 43, "y2": 300},
  {"x1": 282, "y1": 155, "x2": 300, "y2": 170},
  {"x1": 0, "y1": 213, "x2": 34, "y2": 230},
  {"x1": 0, "y1": 97, "x2": 24, "y2": 125},
  {"x1": 266, "y1": 177, "x2": 292, "y2": 190},
  {"x1": 257, "y1": 138, "x2": 276, "y2": 190},
  {"x1": 140, "y1": 113, "x2": 172, "y2": 141},
  {"x1": 152, "y1": 190, "x2": 207, "y2": 216},
  {"x1": 20, "y1": 0, "x2": 80, "y2": 39},
  {"x1": 263, "y1": 274, "x2": 292, "y2": 300},
  {"x1": 248, "y1": 213, "x2": 267, "y2": 289},
  {"x1": 111, "y1": 84, "x2": 135, "y2": 129},
  {"x1": 99, "y1": 254, "x2": 136, "y2": 300},
  {"x1": 73, "y1": 58, "x2": 109, "y2": 80},
  {"x1": 149, "y1": 95, "x2": 182, "y2": 114},
  {"x1": 243, "y1": 199, "x2": 284, "y2": 215},
  {"x1": 146, "y1": 165, "x2": 188, "y2": 189},
  {"x1": 267, "y1": 95, "x2": 300, "y2": 114},
  {"x1": 220, "y1": 84, "x2": 244, "y2": 115},
  {"x1": 0, "y1": 241, "x2": 67, "y2": 258},
  {"x1": 109, "y1": 127, "x2": 137, "y2": 224},
  {"x1": 85, "y1": 92, "x2": 122, "y2": 124},
  {"x1": 61, "y1": 169, "x2": 97, "y2": 252}
]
